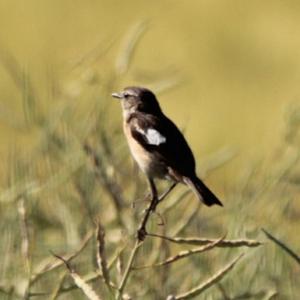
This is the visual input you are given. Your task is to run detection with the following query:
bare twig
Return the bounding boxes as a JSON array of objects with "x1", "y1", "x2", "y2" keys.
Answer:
[
  {"x1": 262, "y1": 228, "x2": 300, "y2": 265},
  {"x1": 17, "y1": 196, "x2": 32, "y2": 299},
  {"x1": 116, "y1": 240, "x2": 142, "y2": 300},
  {"x1": 17, "y1": 197, "x2": 31, "y2": 273},
  {"x1": 54, "y1": 243, "x2": 127, "y2": 296},
  {"x1": 52, "y1": 272, "x2": 101, "y2": 295},
  {"x1": 148, "y1": 233, "x2": 262, "y2": 248},
  {"x1": 167, "y1": 253, "x2": 244, "y2": 299},
  {"x1": 158, "y1": 183, "x2": 177, "y2": 204},
  {"x1": 53, "y1": 254, "x2": 102, "y2": 300},
  {"x1": 115, "y1": 183, "x2": 178, "y2": 299},
  {"x1": 96, "y1": 223, "x2": 115, "y2": 292},
  {"x1": 31, "y1": 230, "x2": 93, "y2": 284},
  {"x1": 133, "y1": 236, "x2": 225, "y2": 269}
]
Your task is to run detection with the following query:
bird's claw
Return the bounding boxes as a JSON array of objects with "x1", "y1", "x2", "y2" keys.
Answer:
[{"x1": 137, "y1": 227, "x2": 147, "y2": 241}]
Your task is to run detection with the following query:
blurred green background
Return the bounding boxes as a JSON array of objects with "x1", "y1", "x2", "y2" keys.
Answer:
[
  {"x1": 0, "y1": 0, "x2": 299, "y2": 299},
  {"x1": 2, "y1": 0, "x2": 300, "y2": 158}
]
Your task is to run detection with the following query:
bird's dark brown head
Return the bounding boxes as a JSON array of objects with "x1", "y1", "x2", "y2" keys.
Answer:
[{"x1": 112, "y1": 86, "x2": 162, "y2": 115}]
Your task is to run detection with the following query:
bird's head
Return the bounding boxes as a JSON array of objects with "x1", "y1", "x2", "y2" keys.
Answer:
[{"x1": 112, "y1": 86, "x2": 161, "y2": 116}]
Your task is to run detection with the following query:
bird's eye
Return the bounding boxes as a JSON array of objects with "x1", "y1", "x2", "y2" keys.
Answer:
[{"x1": 123, "y1": 92, "x2": 129, "y2": 98}]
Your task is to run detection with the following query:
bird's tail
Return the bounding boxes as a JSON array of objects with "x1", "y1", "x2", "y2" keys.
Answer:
[{"x1": 183, "y1": 176, "x2": 223, "y2": 207}]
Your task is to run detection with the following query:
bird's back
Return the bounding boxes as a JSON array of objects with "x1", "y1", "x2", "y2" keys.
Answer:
[
  {"x1": 127, "y1": 111, "x2": 197, "y2": 180},
  {"x1": 158, "y1": 113, "x2": 196, "y2": 178}
]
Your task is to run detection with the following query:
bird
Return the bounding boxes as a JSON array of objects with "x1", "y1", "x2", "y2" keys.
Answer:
[{"x1": 112, "y1": 86, "x2": 223, "y2": 209}]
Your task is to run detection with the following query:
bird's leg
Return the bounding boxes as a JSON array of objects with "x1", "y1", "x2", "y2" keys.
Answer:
[
  {"x1": 158, "y1": 182, "x2": 177, "y2": 203},
  {"x1": 137, "y1": 180, "x2": 177, "y2": 241},
  {"x1": 148, "y1": 178, "x2": 159, "y2": 209},
  {"x1": 137, "y1": 178, "x2": 158, "y2": 241}
]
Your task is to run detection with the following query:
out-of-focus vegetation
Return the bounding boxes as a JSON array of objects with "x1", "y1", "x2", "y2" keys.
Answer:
[{"x1": 0, "y1": 1, "x2": 300, "y2": 299}]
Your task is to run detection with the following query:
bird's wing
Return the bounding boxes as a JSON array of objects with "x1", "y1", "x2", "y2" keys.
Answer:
[
  {"x1": 134, "y1": 127, "x2": 166, "y2": 146},
  {"x1": 129, "y1": 113, "x2": 196, "y2": 176}
]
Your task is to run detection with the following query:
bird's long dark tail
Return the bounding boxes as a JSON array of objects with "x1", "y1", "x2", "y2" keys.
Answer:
[{"x1": 184, "y1": 176, "x2": 223, "y2": 207}]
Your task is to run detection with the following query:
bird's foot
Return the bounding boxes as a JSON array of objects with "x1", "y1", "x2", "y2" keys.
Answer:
[{"x1": 137, "y1": 226, "x2": 147, "y2": 241}]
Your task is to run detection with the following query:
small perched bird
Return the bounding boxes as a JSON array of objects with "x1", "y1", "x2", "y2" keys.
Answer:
[{"x1": 112, "y1": 86, "x2": 223, "y2": 207}]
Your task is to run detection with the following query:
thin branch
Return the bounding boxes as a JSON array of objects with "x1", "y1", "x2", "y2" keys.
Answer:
[
  {"x1": 53, "y1": 243, "x2": 127, "y2": 296},
  {"x1": 52, "y1": 272, "x2": 101, "y2": 295},
  {"x1": 115, "y1": 183, "x2": 177, "y2": 299},
  {"x1": 30, "y1": 230, "x2": 93, "y2": 284},
  {"x1": 262, "y1": 228, "x2": 300, "y2": 265},
  {"x1": 148, "y1": 233, "x2": 262, "y2": 248},
  {"x1": 96, "y1": 223, "x2": 115, "y2": 293},
  {"x1": 17, "y1": 197, "x2": 31, "y2": 273},
  {"x1": 17, "y1": 196, "x2": 32, "y2": 299},
  {"x1": 133, "y1": 236, "x2": 225, "y2": 270},
  {"x1": 158, "y1": 183, "x2": 177, "y2": 204},
  {"x1": 167, "y1": 253, "x2": 244, "y2": 300},
  {"x1": 116, "y1": 240, "x2": 142, "y2": 300},
  {"x1": 53, "y1": 254, "x2": 102, "y2": 300}
]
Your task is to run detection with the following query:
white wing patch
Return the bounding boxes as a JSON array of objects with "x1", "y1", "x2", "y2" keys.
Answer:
[
  {"x1": 136, "y1": 127, "x2": 166, "y2": 145},
  {"x1": 146, "y1": 128, "x2": 166, "y2": 145}
]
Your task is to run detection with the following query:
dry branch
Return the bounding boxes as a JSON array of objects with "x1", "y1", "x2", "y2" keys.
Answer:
[
  {"x1": 30, "y1": 230, "x2": 93, "y2": 284},
  {"x1": 96, "y1": 223, "x2": 115, "y2": 292},
  {"x1": 116, "y1": 240, "x2": 142, "y2": 300},
  {"x1": 133, "y1": 236, "x2": 225, "y2": 270},
  {"x1": 262, "y1": 228, "x2": 300, "y2": 265},
  {"x1": 167, "y1": 253, "x2": 244, "y2": 300},
  {"x1": 17, "y1": 197, "x2": 31, "y2": 273},
  {"x1": 148, "y1": 233, "x2": 262, "y2": 248},
  {"x1": 53, "y1": 254, "x2": 102, "y2": 300},
  {"x1": 56, "y1": 243, "x2": 127, "y2": 296}
]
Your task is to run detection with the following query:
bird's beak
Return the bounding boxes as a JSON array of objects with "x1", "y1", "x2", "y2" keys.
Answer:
[{"x1": 111, "y1": 92, "x2": 123, "y2": 99}]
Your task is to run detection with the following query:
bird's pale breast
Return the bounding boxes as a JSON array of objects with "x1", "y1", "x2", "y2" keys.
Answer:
[{"x1": 123, "y1": 121, "x2": 167, "y2": 178}]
